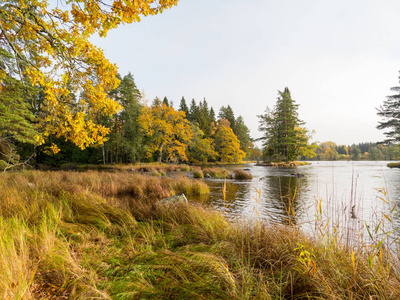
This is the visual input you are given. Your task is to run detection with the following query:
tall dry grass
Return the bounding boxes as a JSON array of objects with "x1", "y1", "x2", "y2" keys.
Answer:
[{"x1": 0, "y1": 170, "x2": 400, "y2": 299}]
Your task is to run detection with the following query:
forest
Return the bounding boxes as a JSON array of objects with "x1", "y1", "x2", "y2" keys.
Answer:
[{"x1": 3, "y1": 70, "x2": 400, "y2": 170}]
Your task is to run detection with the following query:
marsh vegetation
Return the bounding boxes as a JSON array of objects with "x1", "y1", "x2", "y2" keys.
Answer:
[{"x1": 1, "y1": 169, "x2": 400, "y2": 299}]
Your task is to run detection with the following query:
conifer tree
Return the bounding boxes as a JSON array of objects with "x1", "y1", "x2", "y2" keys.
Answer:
[
  {"x1": 198, "y1": 99, "x2": 212, "y2": 137},
  {"x1": 179, "y1": 97, "x2": 189, "y2": 117},
  {"x1": 258, "y1": 87, "x2": 310, "y2": 162},
  {"x1": 234, "y1": 116, "x2": 251, "y2": 151},
  {"x1": 163, "y1": 97, "x2": 170, "y2": 107},
  {"x1": 152, "y1": 97, "x2": 162, "y2": 107},
  {"x1": 188, "y1": 99, "x2": 199, "y2": 123},
  {"x1": 0, "y1": 75, "x2": 38, "y2": 167},
  {"x1": 209, "y1": 107, "x2": 216, "y2": 124},
  {"x1": 218, "y1": 105, "x2": 235, "y2": 130},
  {"x1": 377, "y1": 72, "x2": 400, "y2": 143}
]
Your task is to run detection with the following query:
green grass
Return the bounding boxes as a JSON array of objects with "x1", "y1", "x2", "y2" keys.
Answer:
[{"x1": 0, "y1": 170, "x2": 399, "y2": 299}]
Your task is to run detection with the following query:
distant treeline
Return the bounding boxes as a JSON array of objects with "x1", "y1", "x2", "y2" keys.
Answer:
[{"x1": 302, "y1": 142, "x2": 400, "y2": 161}]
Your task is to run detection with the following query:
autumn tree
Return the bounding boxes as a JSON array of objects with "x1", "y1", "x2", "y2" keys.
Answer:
[
  {"x1": 213, "y1": 120, "x2": 246, "y2": 162},
  {"x1": 258, "y1": 87, "x2": 311, "y2": 162},
  {"x1": 0, "y1": 0, "x2": 179, "y2": 152},
  {"x1": 138, "y1": 103, "x2": 192, "y2": 163}
]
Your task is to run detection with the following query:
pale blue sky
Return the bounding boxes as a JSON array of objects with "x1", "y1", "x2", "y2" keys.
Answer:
[{"x1": 92, "y1": 0, "x2": 400, "y2": 145}]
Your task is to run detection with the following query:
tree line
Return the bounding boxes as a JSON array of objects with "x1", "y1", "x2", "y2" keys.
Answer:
[
  {"x1": 302, "y1": 142, "x2": 400, "y2": 161},
  {"x1": 1, "y1": 72, "x2": 257, "y2": 167}
]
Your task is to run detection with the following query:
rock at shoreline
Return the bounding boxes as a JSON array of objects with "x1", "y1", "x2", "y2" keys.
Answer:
[{"x1": 157, "y1": 193, "x2": 188, "y2": 206}]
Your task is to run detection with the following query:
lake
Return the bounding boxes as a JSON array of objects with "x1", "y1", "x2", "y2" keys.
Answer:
[{"x1": 193, "y1": 161, "x2": 400, "y2": 245}]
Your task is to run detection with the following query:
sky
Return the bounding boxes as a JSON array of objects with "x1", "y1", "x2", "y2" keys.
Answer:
[{"x1": 92, "y1": 0, "x2": 400, "y2": 146}]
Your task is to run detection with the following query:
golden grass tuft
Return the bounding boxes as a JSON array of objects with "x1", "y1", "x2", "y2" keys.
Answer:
[
  {"x1": 232, "y1": 169, "x2": 253, "y2": 180},
  {"x1": 202, "y1": 167, "x2": 232, "y2": 179}
]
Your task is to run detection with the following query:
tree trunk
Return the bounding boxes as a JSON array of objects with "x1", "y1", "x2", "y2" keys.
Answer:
[{"x1": 157, "y1": 142, "x2": 164, "y2": 163}]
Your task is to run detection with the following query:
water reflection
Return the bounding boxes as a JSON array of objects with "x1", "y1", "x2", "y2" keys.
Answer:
[
  {"x1": 189, "y1": 162, "x2": 400, "y2": 243},
  {"x1": 260, "y1": 173, "x2": 308, "y2": 225}
]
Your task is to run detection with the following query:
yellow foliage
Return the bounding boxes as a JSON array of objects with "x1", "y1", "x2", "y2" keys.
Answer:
[
  {"x1": 0, "y1": 0, "x2": 179, "y2": 151},
  {"x1": 214, "y1": 124, "x2": 245, "y2": 163},
  {"x1": 138, "y1": 103, "x2": 192, "y2": 162}
]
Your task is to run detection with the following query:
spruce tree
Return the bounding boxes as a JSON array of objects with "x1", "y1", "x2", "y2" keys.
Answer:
[
  {"x1": 188, "y1": 99, "x2": 199, "y2": 123},
  {"x1": 377, "y1": 72, "x2": 400, "y2": 143},
  {"x1": 234, "y1": 116, "x2": 251, "y2": 151},
  {"x1": 218, "y1": 105, "x2": 235, "y2": 130},
  {"x1": 163, "y1": 97, "x2": 169, "y2": 107},
  {"x1": 258, "y1": 87, "x2": 307, "y2": 162},
  {"x1": 209, "y1": 107, "x2": 216, "y2": 124},
  {"x1": 198, "y1": 99, "x2": 212, "y2": 136},
  {"x1": 0, "y1": 66, "x2": 38, "y2": 168},
  {"x1": 179, "y1": 97, "x2": 189, "y2": 117}
]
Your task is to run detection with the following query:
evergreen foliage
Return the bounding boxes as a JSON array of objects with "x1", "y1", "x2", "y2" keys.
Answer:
[
  {"x1": 178, "y1": 97, "x2": 189, "y2": 117},
  {"x1": 233, "y1": 116, "x2": 251, "y2": 151},
  {"x1": 377, "y1": 71, "x2": 400, "y2": 144},
  {"x1": 258, "y1": 87, "x2": 310, "y2": 162},
  {"x1": 0, "y1": 74, "x2": 38, "y2": 167},
  {"x1": 218, "y1": 105, "x2": 235, "y2": 130}
]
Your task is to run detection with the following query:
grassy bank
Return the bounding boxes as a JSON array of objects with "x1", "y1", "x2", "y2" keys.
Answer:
[{"x1": 1, "y1": 171, "x2": 399, "y2": 299}]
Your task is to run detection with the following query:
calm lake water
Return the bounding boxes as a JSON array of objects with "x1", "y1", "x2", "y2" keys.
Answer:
[{"x1": 191, "y1": 161, "x2": 400, "y2": 242}]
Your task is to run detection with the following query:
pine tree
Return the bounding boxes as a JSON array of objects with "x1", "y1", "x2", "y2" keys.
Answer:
[
  {"x1": 188, "y1": 99, "x2": 199, "y2": 123},
  {"x1": 152, "y1": 97, "x2": 162, "y2": 107},
  {"x1": 209, "y1": 107, "x2": 216, "y2": 124},
  {"x1": 258, "y1": 87, "x2": 309, "y2": 162},
  {"x1": 163, "y1": 97, "x2": 170, "y2": 107},
  {"x1": 377, "y1": 72, "x2": 400, "y2": 143},
  {"x1": 234, "y1": 116, "x2": 251, "y2": 151},
  {"x1": 0, "y1": 75, "x2": 38, "y2": 167},
  {"x1": 179, "y1": 97, "x2": 189, "y2": 117},
  {"x1": 218, "y1": 105, "x2": 235, "y2": 130},
  {"x1": 198, "y1": 99, "x2": 212, "y2": 137}
]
